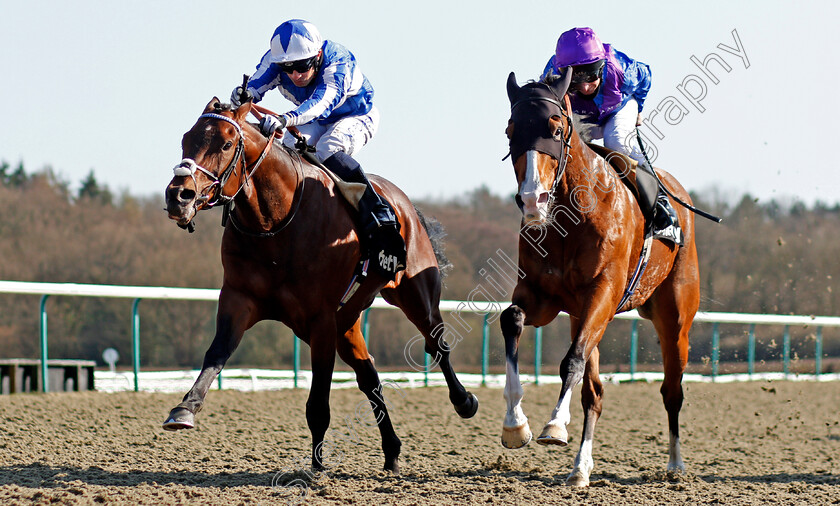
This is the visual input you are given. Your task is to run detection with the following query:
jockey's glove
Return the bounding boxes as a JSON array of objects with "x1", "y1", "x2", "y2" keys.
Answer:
[
  {"x1": 230, "y1": 86, "x2": 254, "y2": 107},
  {"x1": 259, "y1": 114, "x2": 287, "y2": 136}
]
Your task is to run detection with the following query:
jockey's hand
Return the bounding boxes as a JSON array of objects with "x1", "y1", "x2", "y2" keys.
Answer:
[
  {"x1": 230, "y1": 86, "x2": 253, "y2": 107},
  {"x1": 636, "y1": 113, "x2": 643, "y2": 127},
  {"x1": 259, "y1": 114, "x2": 287, "y2": 136}
]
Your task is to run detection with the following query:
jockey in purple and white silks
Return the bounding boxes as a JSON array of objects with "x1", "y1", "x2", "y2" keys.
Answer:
[
  {"x1": 541, "y1": 27, "x2": 683, "y2": 246},
  {"x1": 231, "y1": 19, "x2": 405, "y2": 278}
]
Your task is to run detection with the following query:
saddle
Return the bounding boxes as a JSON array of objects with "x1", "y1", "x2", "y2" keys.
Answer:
[{"x1": 288, "y1": 143, "x2": 404, "y2": 306}]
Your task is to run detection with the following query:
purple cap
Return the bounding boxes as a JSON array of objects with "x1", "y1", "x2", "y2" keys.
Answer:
[{"x1": 554, "y1": 27, "x2": 606, "y2": 67}]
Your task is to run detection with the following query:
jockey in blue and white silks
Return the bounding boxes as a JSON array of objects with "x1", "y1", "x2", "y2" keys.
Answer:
[
  {"x1": 248, "y1": 39, "x2": 374, "y2": 138},
  {"x1": 230, "y1": 19, "x2": 405, "y2": 278},
  {"x1": 233, "y1": 19, "x2": 377, "y2": 163},
  {"x1": 540, "y1": 27, "x2": 682, "y2": 246}
]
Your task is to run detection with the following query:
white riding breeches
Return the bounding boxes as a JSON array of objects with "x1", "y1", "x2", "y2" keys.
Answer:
[
  {"x1": 281, "y1": 106, "x2": 380, "y2": 163},
  {"x1": 573, "y1": 98, "x2": 645, "y2": 163}
]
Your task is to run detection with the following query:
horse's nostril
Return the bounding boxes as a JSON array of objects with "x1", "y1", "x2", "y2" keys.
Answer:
[
  {"x1": 537, "y1": 193, "x2": 549, "y2": 204},
  {"x1": 179, "y1": 189, "x2": 196, "y2": 201}
]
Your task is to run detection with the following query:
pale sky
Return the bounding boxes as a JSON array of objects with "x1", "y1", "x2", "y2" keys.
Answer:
[{"x1": 2, "y1": 0, "x2": 838, "y2": 206}]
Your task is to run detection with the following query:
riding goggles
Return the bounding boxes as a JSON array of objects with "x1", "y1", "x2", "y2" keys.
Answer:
[
  {"x1": 570, "y1": 60, "x2": 605, "y2": 84},
  {"x1": 571, "y1": 72, "x2": 601, "y2": 84},
  {"x1": 277, "y1": 56, "x2": 319, "y2": 74}
]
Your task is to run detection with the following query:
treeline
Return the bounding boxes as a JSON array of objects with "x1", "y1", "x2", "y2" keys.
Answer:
[{"x1": 0, "y1": 161, "x2": 838, "y2": 373}]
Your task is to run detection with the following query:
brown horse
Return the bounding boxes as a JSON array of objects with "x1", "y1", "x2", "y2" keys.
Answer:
[
  {"x1": 499, "y1": 72, "x2": 700, "y2": 486},
  {"x1": 163, "y1": 97, "x2": 478, "y2": 473}
]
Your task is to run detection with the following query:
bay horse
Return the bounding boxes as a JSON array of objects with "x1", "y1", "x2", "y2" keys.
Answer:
[
  {"x1": 163, "y1": 97, "x2": 478, "y2": 474},
  {"x1": 500, "y1": 71, "x2": 700, "y2": 486}
]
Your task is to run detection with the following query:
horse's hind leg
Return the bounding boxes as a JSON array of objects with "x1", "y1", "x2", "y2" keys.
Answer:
[
  {"x1": 383, "y1": 268, "x2": 478, "y2": 418},
  {"x1": 163, "y1": 290, "x2": 254, "y2": 430},
  {"x1": 646, "y1": 254, "x2": 699, "y2": 473},
  {"x1": 337, "y1": 319, "x2": 401, "y2": 473}
]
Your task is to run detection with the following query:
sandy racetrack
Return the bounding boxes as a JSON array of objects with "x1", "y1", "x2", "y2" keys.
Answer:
[{"x1": 0, "y1": 380, "x2": 838, "y2": 505}]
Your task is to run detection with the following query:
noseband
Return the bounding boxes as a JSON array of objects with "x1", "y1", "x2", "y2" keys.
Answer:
[{"x1": 172, "y1": 112, "x2": 247, "y2": 209}]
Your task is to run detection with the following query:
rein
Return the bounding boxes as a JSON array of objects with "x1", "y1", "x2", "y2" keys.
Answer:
[{"x1": 547, "y1": 94, "x2": 575, "y2": 202}]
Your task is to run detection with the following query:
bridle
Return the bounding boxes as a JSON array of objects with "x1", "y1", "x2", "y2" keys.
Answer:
[
  {"x1": 172, "y1": 112, "x2": 278, "y2": 210},
  {"x1": 510, "y1": 89, "x2": 575, "y2": 212}
]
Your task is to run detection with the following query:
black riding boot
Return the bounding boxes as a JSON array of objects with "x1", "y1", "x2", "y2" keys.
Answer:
[
  {"x1": 652, "y1": 192, "x2": 684, "y2": 246},
  {"x1": 636, "y1": 161, "x2": 684, "y2": 246},
  {"x1": 322, "y1": 152, "x2": 406, "y2": 279}
]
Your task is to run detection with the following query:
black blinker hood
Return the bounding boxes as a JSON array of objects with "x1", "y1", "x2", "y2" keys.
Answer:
[{"x1": 506, "y1": 70, "x2": 572, "y2": 163}]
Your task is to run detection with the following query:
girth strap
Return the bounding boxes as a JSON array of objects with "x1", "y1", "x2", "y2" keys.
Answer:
[{"x1": 615, "y1": 233, "x2": 654, "y2": 314}]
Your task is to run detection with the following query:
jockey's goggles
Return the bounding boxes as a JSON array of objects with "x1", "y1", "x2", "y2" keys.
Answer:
[
  {"x1": 278, "y1": 56, "x2": 318, "y2": 74},
  {"x1": 571, "y1": 72, "x2": 601, "y2": 84},
  {"x1": 570, "y1": 60, "x2": 605, "y2": 84}
]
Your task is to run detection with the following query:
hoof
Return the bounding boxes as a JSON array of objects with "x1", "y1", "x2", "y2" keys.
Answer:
[
  {"x1": 536, "y1": 423, "x2": 568, "y2": 446},
  {"x1": 566, "y1": 471, "x2": 590, "y2": 487},
  {"x1": 454, "y1": 392, "x2": 479, "y2": 419},
  {"x1": 162, "y1": 407, "x2": 195, "y2": 431},
  {"x1": 384, "y1": 457, "x2": 400, "y2": 475},
  {"x1": 501, "y1": 422, "x2": 532, "y2": 449}
]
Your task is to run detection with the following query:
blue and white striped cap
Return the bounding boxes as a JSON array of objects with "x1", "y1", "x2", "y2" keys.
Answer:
[{"x1": 269, "y1": 19, "x2": 322, "y2": 63}]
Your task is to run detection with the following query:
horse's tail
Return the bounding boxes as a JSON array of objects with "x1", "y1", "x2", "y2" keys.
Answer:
[{"x1": 414, "y1": 206, "x2": 452, "y2": 279}]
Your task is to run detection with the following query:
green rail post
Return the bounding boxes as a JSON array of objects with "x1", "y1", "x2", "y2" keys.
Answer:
[
  {"x1": 39, "y1": 294, "x2": 50, "y2": 393},
  {"x1": 711, "y1": 322, "x2": 720, "y2": 380},
  {"x1": 629, "y1": 320, "x2": 638, "y2": 381},
  {"x1": 363, "y1": 308, "x2": 371, "y2": 346},
  {"x1": 783, "y1": 325, "x2": 790, "y2": 377},
  {"x1": 816, "y1": 327, "x2": 823, "y2": 376},
  {"x1": 293, "y1": 336, "x2": 300, "y2": 389},
  {"x1": 481, "y1": 314, "x2": 489, "y2": 386},
  {"x1": 534, "y1": 327, "x2": 543, "y2": 385},
  {"x1": 424, "y1": 350, "x2": 429, "y2": 387},
  {"x1": 132, "y1": 298, "x2": 141, "y2": 392},
  {"x1": 747, "y1": 323, "x2": 756, "y2": 377}
]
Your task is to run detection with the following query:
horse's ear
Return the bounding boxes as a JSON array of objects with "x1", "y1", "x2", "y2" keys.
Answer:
[
  {"x1": 204, "y1": 97, "x2": 221, "y2": 113},
  {"x1": 234, "y1": 101, "x2": 251, "y2": 122},
  {"x1": 550, "y1": 67, "x2": 573, "y2": 97},
  {"x1": 506, "y1": 72, "x2": 520, "y2": 103}
]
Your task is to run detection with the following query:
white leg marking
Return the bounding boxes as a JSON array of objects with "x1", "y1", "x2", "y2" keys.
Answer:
[
  {"x1": 567, "y1": 437, "x2": 594, "y2": 487},
  {"x1": 503, "y1": 359, "x2": 528, "y2": 429},
  {"x1": 545, "y1": 384, "x2": 575, "y2": 428},
  {"x1": 667, "y1": 432, "x2": 686, "y2": 472}
]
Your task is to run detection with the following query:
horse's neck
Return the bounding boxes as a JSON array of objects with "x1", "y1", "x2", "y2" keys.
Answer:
[
  {"x1": 233, "y1": 142, "x2": 303, "y2": 231},
  {"x1": 561, "y1": 134, "x2": 603, "y2": 189}
]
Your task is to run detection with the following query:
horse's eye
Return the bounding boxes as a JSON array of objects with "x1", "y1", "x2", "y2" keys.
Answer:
[{"x1": 222, "y1": 141, "x2": 233, "y2": 151}]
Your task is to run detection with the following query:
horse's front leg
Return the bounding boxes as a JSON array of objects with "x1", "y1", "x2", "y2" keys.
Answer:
[
  {"x1": 500, "y1": 304, "x2": 532, "y2": 449},
  {"x1": 537, "y1": 302, "x2": 611, "y2": 487},
  {"x1": 566, "y1": 347, "x2": 603, "y2": 487},
  {"x1": 163, "y1": 289, "x2": 255, "y2": 430},
  {"x1": 306, "y1": 318, "x2": 338, "y2": 471}
]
